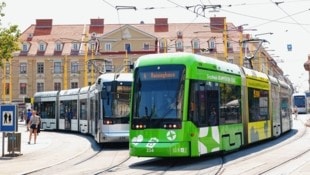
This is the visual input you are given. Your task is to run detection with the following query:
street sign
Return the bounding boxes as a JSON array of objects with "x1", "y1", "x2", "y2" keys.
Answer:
[
  {"x1": 287, "y1": 44, "x2": 292, "y2": 51},
  {"x1": 0, "y1": 104, "x2": 17, "y2": 132}
]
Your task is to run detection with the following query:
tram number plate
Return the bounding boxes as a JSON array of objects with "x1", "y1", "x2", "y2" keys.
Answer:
[
  {"x1": 119, "y1": 137, "x2": 126, "y2": 140},
  {"x1": 147, "y1": 148, "x2": 154, "y2": 152}
]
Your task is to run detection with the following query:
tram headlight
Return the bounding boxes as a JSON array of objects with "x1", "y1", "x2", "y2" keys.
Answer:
[
  {"x1": 163, "y1": 123, "x2": 180, "y2": 129},
  {"x1": 103, "y1": 119, "x2": 113, "y2": 125},
  {"x1": 132, "y1": 124, "x2": 146, "y2": 129}
]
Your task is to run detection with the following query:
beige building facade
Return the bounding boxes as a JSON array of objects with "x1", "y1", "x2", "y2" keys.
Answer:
[{"x1": 0, "y1": 17, "x2": 285, "y2": 103}]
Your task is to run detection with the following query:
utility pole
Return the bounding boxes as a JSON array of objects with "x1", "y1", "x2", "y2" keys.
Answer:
[
  {"x1": 223, "y1": 18, "x2": 228, "y2": 61},
  {"x1": 83, "y1": 33, "x2": 89, "y2": 87},
  {"x1": 63, "y1": 55, "x2": 68, "y2": 90}
]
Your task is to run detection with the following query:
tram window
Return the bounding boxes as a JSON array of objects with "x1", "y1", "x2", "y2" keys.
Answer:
[
  {"x1": 59, "y1": 100, "x2": 78, "y2": 120},
  {"x1": 280, "y1": 98, "x2": 289, "y2": 118},
  {"x1": 248, "y1": 88, "x2": 269, "y2": 122},
  {"x1": 80, "y1": 101, "x2": 87, "y2": 120},
  {"x1": 219, "y1": 84, "x2": 241, "y2": 124},
  {"x1": 189, "y1": 80, "x2": 220, "y2": 126},
  {"x1": 60, "y1": 102, "x2": 65, "y2": 119},
  {"x1": 34, "y1": 102, "x2": 55, "y2": 119}
]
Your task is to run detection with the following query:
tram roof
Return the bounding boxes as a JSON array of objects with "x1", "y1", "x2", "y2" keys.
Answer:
[
  {"x1": 59, "y1": 88, "x2": 80, "y2": 95},
  {"x1": 292, "y1": 92, "x2": 306, "y2": 96},
  {"x1": 96, "y1": 72, "x2": 133, "y2": 83},
  {"x1": 79, "y1": 86, "x2": 91, "y2": 94},
  {"x1": 278, "y1": 79, "x2": 290, "y2": 89},
  {"x1": 268, "y1": 75, "x2": 279, "y2": 85},
  {"x1": 136, "y1": 52, "x2": 241, "y2": 75},
  {"x1": 34, "y1": 90, "x2": 59, "y2": 97},
  {"x1": 242, "y1": 67, "x2": 269, "y2": 81}
]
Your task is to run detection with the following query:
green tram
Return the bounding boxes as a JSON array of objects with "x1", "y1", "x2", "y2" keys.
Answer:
[{"x1": 129, "y1": 53, "x2": 292, "y2": 157}]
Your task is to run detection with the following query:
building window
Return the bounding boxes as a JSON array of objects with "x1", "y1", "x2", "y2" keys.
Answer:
[
  {"x1": 5, "y1": 83, "x2": 9, "y2": 95},
  {"x1": 176, "y1": 40, "x2": 183, "y2": 51},
  {"x1": 71, "y1": 62, "x2": 79, "y2": 73},
  {"x1": 143, "y1": 43, "x2": 150, "y2": 50},
  {"x1": 54, "y1": 62, "x2": 62, "y2": 74},
  {"x1": 87, "y1": 62, "x2": 93, "y2": 73},
  {"x1": 192, "y1": 39, "x2": 200, "y2": 49},
  {"x1": 227, "y1": 41, "x2": 232, "y2": 49},
  {"x1": 38, "y1": 41, "x2": 46, "y2": 51},
  {"x1": 90, "y1": 42, "x2": 96, "y2": 52},
  {"x1": 71, "y1": 82, "x2": 78, "y2": 89},
  {"x1": 22, "y1": 43, "x2": 29, "y2": 51},
  {"x1": 125, "y1": 43, "x2": 131, "y2": 53},
  {"x1": 20, "y1": 63, "x2": 27, "y2": 74},
  {"x1": 55, "y1": 41, "x2": 63, "y2": 51},
  {"x1": 5, "y1": 63, "x2": 10, "y2": 74},
  {"x1": 105, "y1": 43, "x2": 112, "y2": 51},
  {"x1": 72, "y1": 42, "x2": 80, "y2": 51},
  {"x1": 209, "y1": 38, "x2": 216, "y2": 49},
  {"x1": 37, "y1": 83, "x2": 44, "y2": 92},
  {"x1": 159, "y1": 40, "x2": 164, "y2": 48},
  {"x1": 20, "y1": 83, "x2": 27, "y2": 95},
  {"x1": 37, "y1": 62, "x2": 44, "y2": 74},
  {"x1": 159, "y1": 38, "x2": 167, "y2": 53},
  {"x1": 54, "y1": 82, "x2": 61, "y2": 91}
]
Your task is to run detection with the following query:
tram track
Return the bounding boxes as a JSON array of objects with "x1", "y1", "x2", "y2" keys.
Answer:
[
  {"x1": 23, "y1": 146, "x2": 131, "y2": 175},
  {"x1": 258, "y1": 148, "x2": 310, "y2": 174},
  {"x1": 20, "y1": 133, "x2": 102, "y2": 175},
  {"x1": 6, "y1": 117, "x2": 308, "y2": 175},
  {"x1": 76, "y1": 118, "x2": 308, "y2": 175},
  {"x1": 217, "y1": 118, "x2": 310, "y2": 175}
]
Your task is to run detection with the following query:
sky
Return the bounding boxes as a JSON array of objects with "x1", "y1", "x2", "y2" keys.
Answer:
[{"x1": 2, "y1": 0, "x2": 310, "y2": 92}]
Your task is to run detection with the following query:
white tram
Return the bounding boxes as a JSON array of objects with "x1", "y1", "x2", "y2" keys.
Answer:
[{"x1": 33, "y1": 72, "x2": 132, "y2": 143}]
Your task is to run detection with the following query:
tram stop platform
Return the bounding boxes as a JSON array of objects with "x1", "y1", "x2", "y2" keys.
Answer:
[
  {"x1": 0, "y1": 121, "x2": 52, "y2": 158},
  {"x1": 0, "y1": 120, "x2": 92, "y2": 174}
]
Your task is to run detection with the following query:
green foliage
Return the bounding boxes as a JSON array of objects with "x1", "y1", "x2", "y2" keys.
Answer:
[{"x1": 0, "y1": 2, "x2": 20, "y2": 68}]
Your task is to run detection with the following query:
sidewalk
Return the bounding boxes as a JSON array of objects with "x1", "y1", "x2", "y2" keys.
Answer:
[{"x1": 0, "y1": 121, "x2": 52, "y2": 157}]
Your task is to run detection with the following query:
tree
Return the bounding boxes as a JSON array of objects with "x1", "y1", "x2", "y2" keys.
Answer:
[{"x1": 0, "y1": 2, "x2": 20, "y2": 68}]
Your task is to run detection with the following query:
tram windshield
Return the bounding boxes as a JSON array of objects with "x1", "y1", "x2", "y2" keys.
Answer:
[
  {"x1": 293, "y1": 96, "x2": 306, "y2": 107},
  {"x1": 102, "y1": 81, "x2": 131, "y2": 118},
  {"x1": 133, "y1": 65, "x2": 185, "y2": 119}
]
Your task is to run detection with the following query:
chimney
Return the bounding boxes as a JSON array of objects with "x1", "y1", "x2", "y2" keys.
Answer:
[
  {"x1": 154, "y1": 18, "x2": 168, "y2": 32},
  {"x1": 89, "y1": 18, "x2": 104, "y2": 34},
  {"x1": 210, "y1": 17, "x2": 225, "y2": 33},
  {"x1": 35, "y1": 19, "x2": 53, "y2": 29},
  {"x1": 34, "y1": 19, "x2": 52, "y2": 36}
]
